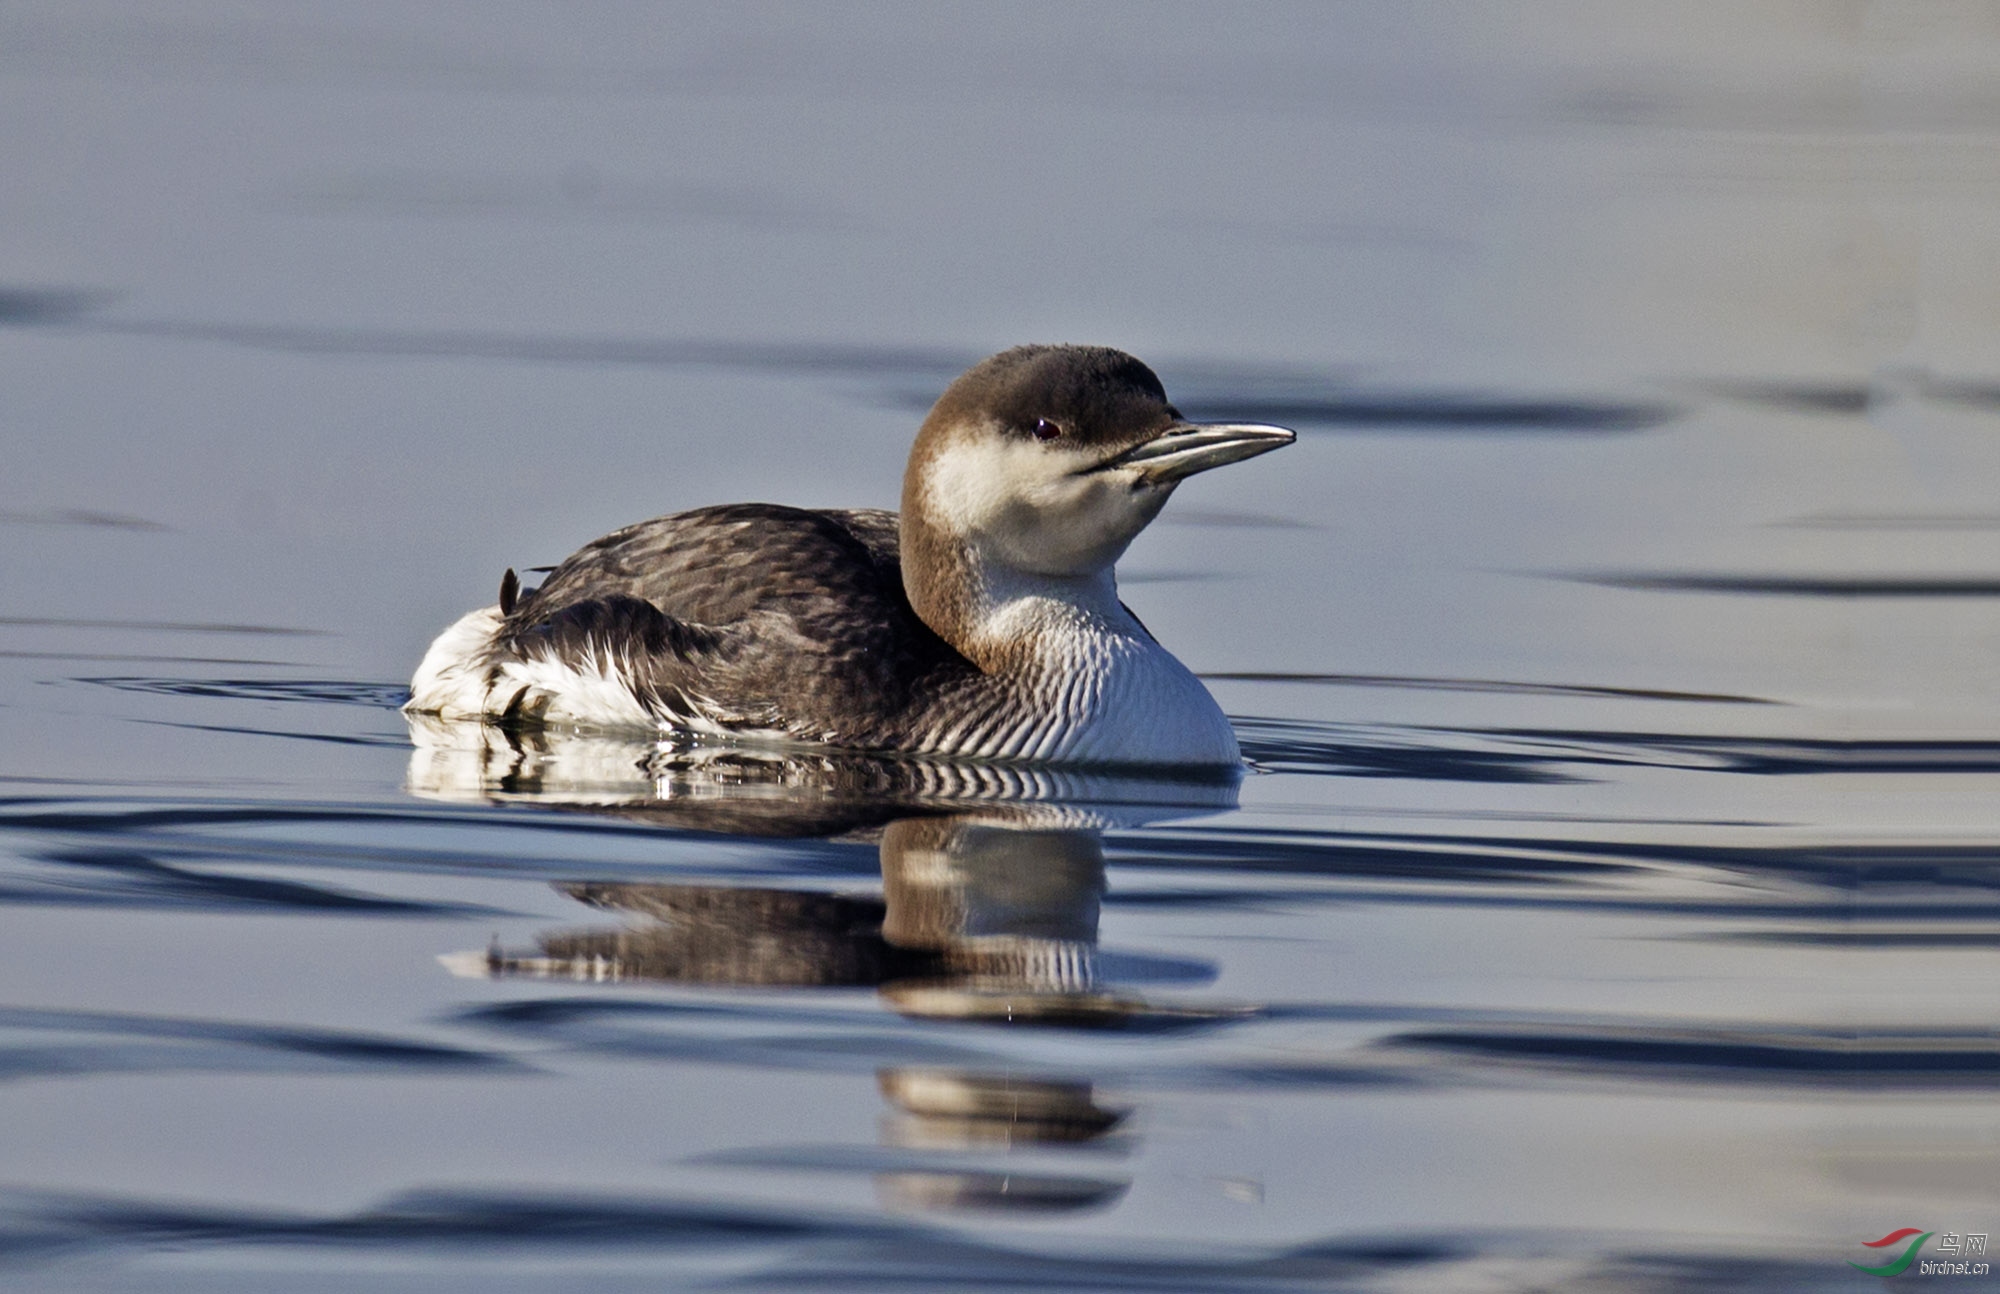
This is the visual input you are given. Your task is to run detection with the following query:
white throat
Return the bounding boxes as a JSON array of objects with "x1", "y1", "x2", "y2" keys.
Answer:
[{"x1": 958, "y1": 558, "x2": 1134, "y2": 661}]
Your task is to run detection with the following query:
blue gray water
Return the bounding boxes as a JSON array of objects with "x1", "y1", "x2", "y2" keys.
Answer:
[{"x1": 4, "y1": 5, "x2": 1998, "y2": 1290}]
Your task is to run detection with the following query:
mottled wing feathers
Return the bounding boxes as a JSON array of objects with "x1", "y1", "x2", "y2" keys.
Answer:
[
  {"x1": 495, "y1": 593, "x2": 731, "y2": 722},
  {"x1": 494, "y1": 504, "x2": 973, "y2": 743}
]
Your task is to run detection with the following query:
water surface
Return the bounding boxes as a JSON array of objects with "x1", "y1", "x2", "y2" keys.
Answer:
[{"x1": 3, "y1": 5, "x2": 1998, "y2": 1290}]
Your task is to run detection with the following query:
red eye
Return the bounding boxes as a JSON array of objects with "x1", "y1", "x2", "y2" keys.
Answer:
[{"x1": 1033, "y1": 418, "x2": 1062, "y2": 441}]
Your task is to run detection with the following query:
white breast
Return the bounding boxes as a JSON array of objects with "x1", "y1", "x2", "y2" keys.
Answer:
[
  {"x1": 948, "y1": 597, "x2": 1241, "y2": 767},
  {"x1": 1052, "y1": 625, "x2": 1241, "y2": 766}
]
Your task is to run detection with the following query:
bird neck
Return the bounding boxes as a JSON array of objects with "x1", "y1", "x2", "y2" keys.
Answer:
[{"x1": 901, "y1": 512, "x2": 1129, "y2": 675}]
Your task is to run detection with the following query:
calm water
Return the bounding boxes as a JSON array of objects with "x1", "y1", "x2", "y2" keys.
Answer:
[{"x1": 4, "y1": 5, "x2": 1999, "y2": 1290}]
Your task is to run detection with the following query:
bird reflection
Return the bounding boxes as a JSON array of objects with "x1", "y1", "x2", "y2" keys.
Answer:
[
  {"x1": 405, "y1": 709, "x2": 1235, "y2": 836},
  {"x1": 408, "y1": 715, "x2": 1239, "y2": 1214},
  {"x1": 412, "y1": 726, "x2": 1229, "y2": 1025},
  {"x1": 878, "y1": 1069, "x2": 1126, "y2": 1147},
  {"x1": 872, "y1": 1068, "x2": 1133, "y2": 1213}
]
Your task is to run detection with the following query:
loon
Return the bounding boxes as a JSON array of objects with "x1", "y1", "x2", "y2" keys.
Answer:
[{"x1": 407, "y1": 344, "x2": 1293, "y2": 768}]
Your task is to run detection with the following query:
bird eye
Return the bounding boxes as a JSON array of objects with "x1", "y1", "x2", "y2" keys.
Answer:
[{"x1": 1033, "y1": 418, "x2": 1063, "y2": 442}]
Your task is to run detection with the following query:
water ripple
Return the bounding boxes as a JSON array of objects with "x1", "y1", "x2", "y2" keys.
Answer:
[
  {"x1": 0, "y1": 1186, "x2": 1836, "y2": 1290},
  {"x1": 3, "y1": 845, "x2": 502, "y2": 916},
  {"x1": 1234, "y1": 717, "x2": 1583, "y2": 784},
  {"x1": 1571, "y1": 573, "x2": 2000, "y2": 598},
  {"x1": 1209, "y1": 672, "x2": 1775, "y2": 704},
  {"x1": 81, "y1": 677, "x2": 409, "y2": 708},
  {"x1": 1465, "y1": 728, "x2": 2000, "y2": 775},
  {"x1": 0, "y1": 1006, "x2": 518, "y2": 1083},
  {"x1": 1235, "y1": 715, "x2": 2000, "y2": 780},
  {"x1": 0, "y1": 616, "x2": 326, "y2": 636},
  {"x1": 1175, "y1": 391, "x2": 1676, "y2": 433},
  {"x1": 1386, "y1": 1026, "x2": 2000, "y2": 1087}
]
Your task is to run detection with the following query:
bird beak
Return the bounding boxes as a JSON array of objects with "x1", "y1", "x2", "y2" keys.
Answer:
[{"x1": 1097, "y1": 422, "x2": 1296, "y2": 484}]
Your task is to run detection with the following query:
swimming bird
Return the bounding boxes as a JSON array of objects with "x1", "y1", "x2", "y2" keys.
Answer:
[{"x1": 407, "y1": 344, "x2": 1293, "y2": 767}]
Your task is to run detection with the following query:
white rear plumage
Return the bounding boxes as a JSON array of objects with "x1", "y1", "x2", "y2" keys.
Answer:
[
  {"x1": 408, "y1": 604, "x2": 653, "y2": 728},
  {"x1": 407, "y1": 606, "x2": 505, "y2": 720}
]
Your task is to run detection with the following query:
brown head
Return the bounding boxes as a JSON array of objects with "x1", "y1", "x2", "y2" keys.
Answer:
[{"x1": 898, "y1": 345, "x2": 1293, "y2": 659}]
